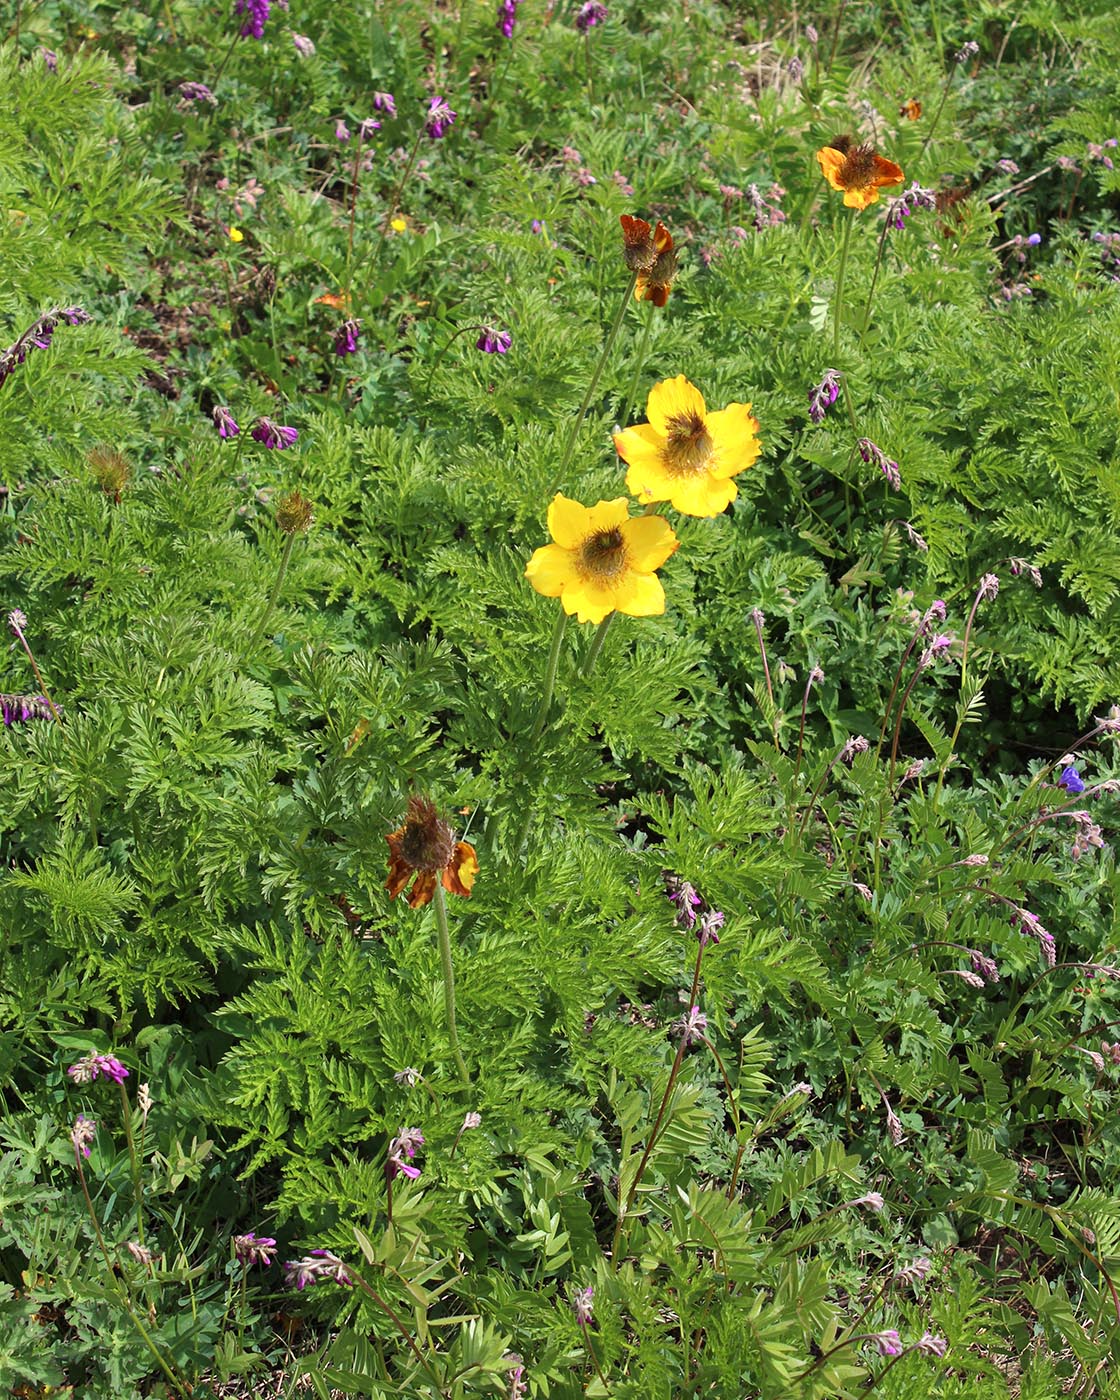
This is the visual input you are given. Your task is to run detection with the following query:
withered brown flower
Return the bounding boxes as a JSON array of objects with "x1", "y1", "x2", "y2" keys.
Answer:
[{"x1": 385, "y1": 795, "x2": 478, "y2": 909}]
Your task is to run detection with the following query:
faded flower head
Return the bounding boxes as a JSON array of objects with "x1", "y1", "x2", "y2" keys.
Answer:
[
  {"x1": 387, "y1": 1126, "x2": 425, "y2": 1180},
  {"x1": 386, "y1": 795, "x2": 478, "y2": 908},
  {"x1": 284, "y1": 1250, "x2": 353, "y2": 1290},
  {"x1": 292, "y1": 32, "x2": 315, "y2": 56},
  {"x1": 571, "y1": 1284, "x2": 595, "y2": 1324},
  {"x1": 88, "y1": 445, "x2": 131, "y2": 500},
  {"x1": 1, "y1": 693, "x2": 56, "y2": 727},
  {"x1": 954, "y1": 40, "x2": 980, "y2": 63},
  {"x1": 977, "y1": 572, "x2": 1000, "y2": 601},
  {"x1": 816, "y1": 135, "x2": 904, "y2": 210},
  {"x1": 857, "y1": 438, "x2": 901, "y2": 491},
  {"x1": 178, "y1": 81, "x2": 217, "y2": 111},
  {"x1": 7, "y1": 609, "x2": 28, "y2": 636},
  {"x1": 274, "y1": 489, "x2": 313, "y2": 536},
  {"x1": 234, "y1": 1232, "x2": 278, "y2": 1265},
  {"x1": 67, "y1": 1052, "x2": 129, "y2": 1085},
  {"x1": 665, "y1": 875, "x2": 702, "y2": 929},
  {"x1": 461, "y1": 1111, "x2": 482, "y2": 1130},
  {"x1": 697, "y1": 908, "x2": 725, "y2": 948},
  {"x1": 840, "y1": 735, "x2": 870, "y2": 764},
  {"x1": 870, "y1": 1329, "x2": 903, "y2": 1356},
  {"x1": 673, "y1": 1004, "x2": 708, "y2": 1046},
  {"x1": 808, "y1": 368, "x2": 842, "y2": 423},
  {"x1": 70, "y1": 1114, "x2": 96, "y2": 1158},
  {"x1": 970, "y1": 950, "x2": 1000, "y2": 983},
  {"x1": 917, "y1": 1331, "x2": 948, "y2": 1357},
  {"x1": 894, "y1": 1256, "x2": 933, "y2": 1288},
  {"x1": 127, "y1": 1241, "x2": 155, "y2": 1265},
  {"x1": 394, "y1": 1066, "x2": 422, "y2": 1087}
]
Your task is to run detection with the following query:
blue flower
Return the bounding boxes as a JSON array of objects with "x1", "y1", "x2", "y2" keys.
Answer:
[{"x1": 1058, "y1": 764, "x2": 1085, "y2": 794}]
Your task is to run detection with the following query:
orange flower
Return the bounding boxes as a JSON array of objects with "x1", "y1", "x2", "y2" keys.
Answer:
[
  {"x1": 816, "y1": 136, "x2": 904, "y2": 210},
  {"x1": 619, "y1": 214, "x2": 660, "y2": 272},
  {"x1": 899, "y1": 99, "x2": 922, "y2": 121},
  {"x1": 386, "y1": 795, "x2": 478, "y2": 909},
  {"x1": 635, "y1": 221, "x2": 678, "y2": 306}
]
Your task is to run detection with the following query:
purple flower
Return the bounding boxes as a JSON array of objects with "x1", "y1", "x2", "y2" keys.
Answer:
[
  {"x1": 476, "y1": 326, "x2": 512, "y2": 354},
  {"x1": 178, "y1": 81, "x2": 217, "y2": 111},
  {"x1": 234, "y1": 0, "x2": 272, "y2": 40},
  {"x1": 954, "y1": 40, "x2": 979, "y2": 63},
  {"x1": 917, "y1": 1331, "x2": 948, "y2": 1358},
  {"x1": 334, "y1": 319, "x2": 362, "y2": 356},
  {"x1": 234, "y1": 1232, "x2": 277, "y2": 1265},
  {"x1": 840, "y1": 735, "x2": 869, "y2": 764},
  {"x1": 857, "y1": 437, "x2": 901, "y2": 491},
  {"x1": 359, "y1": 117, "x2": 381, "y2": 140},
  {"x1": 498, "y1": 0, "x2": 523, "y2": 38},
  {"x1": 387, "y1": 1126, "x2": 424, "y2": 1180},
  {"x1": 251, "y1": 417, "x2": 299, "y2": 449},
  {"x1": 673, "y1": 1004, "x2": 708, "y2": 1046},
  {"x1": 1058, "y1": 764, "x2": 1085, "y2": 794},
  {"x1": 665, "y1": 875, "x2": 702, "y2": 929},
  {"x1": 894, "y1": 1257, "x2": 933, "y2": 1288},
  {"x1": 283, "y1": 1250, "x2": 353, "y2": 1290},
  {"x1": 530, "y1": 218, "x2": 545, "y2": 234},
  {"x1": 997, "y1": 158, "x2": 1020, "y2": 175},
  {"x1": 970, "y1": 950, "x2": 999, "y2": 984},
  {"x1": 886, "y1": 182, "x2": 936, "y2": 231},
  {"x1": 0, "y1": 693, "x2": 54, "y2": 726},
  {"x1": 212, "y1": 405, "x2": 240, "y2": 438},
  {"x1": 697, "y1": 909, "x2": 724, "y2": 947},
  {"x1": 7, "y1": 609, "x2": 27, "y2": 636},
  {"x1": 571, "y1": 1285, "x2": 595, "y2": 1325},
  {"x1": 575, "y1": 1, "x2": 608, "y2": 30},
  {"x1": 807, "y1": 368, "x2": 841, "y2": 423},
  {"x1": 425, "y1": 97, "x2": 456, "y2": 140},
  {"x1": 292, "y1": 32, "x2": 315, "y2": 56},
  {"x1": 335, "y1": 119, "x2": 351, "y2": 142},
  {"x1": 372, "y1": 91, "x2": 396, "y2": 115},
  {"x1": 0, "y1": 306, "x2": 91, "y2": 392},
  {"x1": 1026, "y1": 232, "x2": 1042, "y2": 246},
  {"x1": 870, "y1": 1330, "x2": 903, "y2": 1356},
  {"x1": 67, "y1": 1052, "x2": 129, "y2": 1085},
  {"x1": 41, "y1": 47, "x2": 58, "y2": 71},
  {"x1": 71, "y1": 1114, "x2": 96, "y2": 1158}
]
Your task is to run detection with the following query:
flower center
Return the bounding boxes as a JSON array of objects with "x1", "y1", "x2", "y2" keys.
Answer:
[
  {"x1": 839, "y1": 144, "x2": 877, "y2": 190},
  {"x1": 579, "y1": 527, "x2": 629, "y2": 581},
  {"x1": 662, "y1": 411, "x2": 714, "y2": 476},
  {"x1": 400, "y1": 801, "x2": 456, "y2": 871}
]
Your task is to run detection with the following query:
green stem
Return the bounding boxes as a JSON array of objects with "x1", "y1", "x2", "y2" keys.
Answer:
[
  {"x1": 619, "y1": 307, "x2": 654, "y2": 427},
  {"x1": 246, "y1": 532, "x2": 297, "y2": 651},
  {"x1": 832, "y1": 212, "x2": 855, "y2": 358},
  {"x1": 119, "y1": 1082, "x2": 144, "y2": 1247},
  {"x1": 858, "y1": 215, "x2": 893, "y2": 346},
  {"x1": 528, "y1": 606, "x2": 569, "y2": 744},
  {"x1": 344, "y1": 132, "x2": 366, "y2": 303},
  {"x1": 548, "y1": 271, "x2": 638, "y2": 496},
  {"x1": 210, "y1": 29, "x2": 241, "y2": 90},
  {"x1": 917, "y1": 56, "x2": 961, "y2": 165},
  {"x1": 581, "y1": 613, "x2": 614, "y2": 678},
  {"x1": 422, "y1": 323, "x2": 482, "y2": 402},
  {"x1": 433, "y1": 883, "x2": 470, "y2": 1086},
  {"x1": 377, "y1": 127, "x2": 424, "y2": 248}
]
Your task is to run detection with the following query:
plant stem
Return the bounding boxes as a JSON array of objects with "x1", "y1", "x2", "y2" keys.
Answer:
[
  {"x1": 917, "y1": 55, "x2": 961, "y2": 164},
  {"x1": 858, "y1": 214, "x2": 893, "y2": 346},
  {"x1": 344, "y1": 131, "x2": 366, "y2": 302},
  {"x1": 246, "y1": 532, "x2": 296, "y2": 651},
  {"x1": 348, "y1": 1273, "x2": 446, "y2": 1395},
  {"x1": 119, "y1": 1083, "x2": 145, "y2": 1246},
  {"x1": 9, "y1": 620, "x2": 64, "y2": 726},
  {"x1": 379, "y1": 127, "x2": 424, "y2": 241},
  {"x1": 581, "y1": 613, "x2": 614, "y2": 678},
  {"x1": 832, "y1": 212, "x2": 855, "y2": 358},
  {"x1": 528, "y1": 606, "x2": 569, "y2": 744},
  {"x1": 548, "y1": 271, "x2": 638, "y2": 496},
  {"x1": 619, "y1": 309, "x2": 654, "y2": 428},
  {"x1": 210, "y1": 30, "x2": 241, "y2": 90},
  {"x1": 433, "y1": 883, "x2": 470, "y2": 1086},
  {"x1": 422, "y1": 322, "x2": 480, "y2": 401}
]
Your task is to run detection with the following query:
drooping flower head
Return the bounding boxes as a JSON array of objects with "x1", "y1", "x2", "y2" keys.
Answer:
[
  {"x1": 525, "y1": 494, "x2": 679, "y2": 624},
  {"x1": 292, "y1": 33, "x2": 315, "y2": 56},
  {"x1": 234, "y1": 1232, "x2": 278, "y2": 1265},
  {"x1": 571, "y1": 1285, "x2": 595, "y2": 1324},
  {"x1": 619, "y1": 214, "x2": 663, "y2": 274},
  {"x1": 178, "y1": 82, "x2": 217, "y2": 111},
  {"x1": 274, "y1": 489, "x2": 313, "y2": 536},
  {"x1": 283, "y1": 1250, "x2": 353, "y2": 1290},
  {"x1": 870, "y1": 1330, "x2": 903, "y2": 1356},
  {"x1": 385, "y1": 795, "x2": 478, "y2": 908},
  {"x1": 634, "y1": 223, "x2": 678, "y2": 306},
  {"x1": 334, "y1": 318, "x2": 362, "y2": 356},
  {"x1": 477, "y1": 326, "x2": 512, "y2": 354},
  {"x1": 67, "y1": 1052, "x2": 129, "y2": 1085},
  {"x1": 251, "y1": 417, "x2": 299, "y2": 450},
  {"x1": 807, "y1": 368, "x2": 842, "y2": 423},
  {"x1": 614, "y1": 376, "x2": 762, "y2": 517},
  {"x1": 425, "y1": 97, "x2": 456, "y2": 140},
  {"x1": 498, "y1": 0, "x2": 523, "y2": 37},
  {"x1": 71, "y1": 1114, "x2": 96, "y2": 1158},
  {"x1": 372, "y1": 91, "x2": 396, "y2": 115},
  {"x1": 816, "y1": 135, "x2": 904, "y2": 210},
  {"x1": 387, "y1": 1126, "x2": 425, "y2": 1179},
  {"x1": 576, "y1": 1, "x2": 608, "y2": 30},
  {"x1": 212, "y1": 405, "x2": 240, "y2": 439},
  {"x1": 857, "y1": 437, "x2": 901, "y2": 491},
  {"x1": 1, "y1": 693, "x2": 55, "y2": 726},
  {"x1": 1058, "y1": 763, "x2": 1085, "y2": 794}
]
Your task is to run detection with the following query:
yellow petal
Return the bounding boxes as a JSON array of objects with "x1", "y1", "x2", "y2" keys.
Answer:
[
  {"x1": 582, "y1": 497, "x2": 631, "y2": 535},
  {"x1": 620, "y1": 514, "x2": 679, "y2": 571},
  {"x1": 228, "y1": 225, "x2": 244, "y2": 242},
  {"x1": 613, "y1": 571, "x2": 666, "y2": 618},
  {"x1": 646, "y1": 375, "x2": 707, "y2": 437},
  {"x1": 705, "y1": 404, "x2": 762, "y2": 479},
  {"x1": 547, "y1": 493, "x2": 593, "y2": 549},
  {"x1": 560, "y1": 579, "x2": 617, "y2": 625},
  {"x1": 666, "y1": 473, "x2": 738, "y2": 517},
  {"x1": 624, "y1": 457, "x2": 674, "y2": 505},
  {"x1": 613, "y1": 421, "x2": 665, "y2": 467},
  {"x1": 844, "y1": 185, "x2": 880, "y2": 209},
  {"x1": 525, "y1": 543, "x2": 579, "y2": 597}
]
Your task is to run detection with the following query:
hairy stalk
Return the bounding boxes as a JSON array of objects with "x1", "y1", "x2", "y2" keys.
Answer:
[
  {"x1": 619, "y1": 306, "x2": 654, "y2": 426},
  {"x1": 888, "y1": 660, "x2": 926, "y2": 783},
  {"x1": 832, "y1": 209, "x2": 855, "y2": 357},
  {"x1": 548, "y1": 271, "x2": 639, "y2": 496},
  {"x1": 917, "y1": 52, "x2": 963, "y2": 163},
  {"x1": 369, "y1": 126, "x2": 425, "y2": 278},
  {"x1": 118, "y1": 1083, "x2": 145, "y2": 1246},
  {"x1": 934, "y1": 577, "x2": 990, "y2": 800},
  {"x1": 210, "y1": 29, "x2": 242, "y2": 90},
  {"x1": 612, "y1": 940, "x2": 706, "y2": 1264},
  {"x1": 581, "y1": 612, "x2": 615, "y2": 678},
  {"x1": 246, "y1": 532, "x2": 296, "y2": 651},
  {"x1": 433, "y1": 883, "x2": 470, "y2": 1086},
  {"x1": 347, "y1": 1271, "x2": 446, "y2": 1395},
  {"x1": 528, "y1": 606, "x2": 569, "y2": 744},
  {"x1": 344, "y1": 131, "x2": 367, "y2": 302},
  {"x1": 580, "y1": 1320, "x2": 610, "y2": 1391},
  {"x1": 422, "y1": 322, "x2": 482, "y2": 402},
  {"x1": 858, "y1": 214, "x2": 893, "y2": 345},
  {"x1": 8, "y1": 617, "x2": 63, "y2": 726}
]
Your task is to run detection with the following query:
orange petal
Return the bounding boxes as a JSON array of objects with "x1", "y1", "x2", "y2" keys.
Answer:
[
  {"x1": 407, "y1": 871, "x2": 437, "y2": 908},
  {"x1": 443, "y1": 842, "x2": 478, "y2": 898},
  {"x1": 816, "y1": 147, "x2": 846, "y2": 191}
]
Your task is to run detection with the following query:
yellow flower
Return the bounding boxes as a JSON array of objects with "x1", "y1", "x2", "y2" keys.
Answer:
[
  {"x1": 525, "y1": 495, "x2": 679, "y2": 625},
  {"x1": 816, "y1": 137, "x2": 904, "y2": 210},
  {"x1": 228, "y1": 225, "x2": 245, "y2": 242},
  {"x1": 613, "y1": 375, "x2": 761, "y2": 517},
  {"x1": 391, "y1": 216, "x2": 408, "y2": 233}
]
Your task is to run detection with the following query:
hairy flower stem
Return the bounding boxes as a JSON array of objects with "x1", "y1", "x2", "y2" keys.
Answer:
[
  {"x1": 832, "y1": 211, "x2": 856, "y2": 358},
  {"x1": 422, "y1": 323, "x2": 482, "y2": 403},
  {"x1": 348, "y1": 1272, "x2": 446, "y2": 1395},
  {"x1": 549, "y1": 271, "x2": 639, "y2": 496},
  {"x1": 246, "y1": 532, "x2": 297, "y2": 651},
  {"x1": 344, "y1": 132, "x2": 367, "y2": 302},
  {"x1": 795, "y1": 742, "x2": 848, "y2": 837},
  {"x1": 528, "y1": 607, "x2": 569, "y2": 745},
  {"x1": 210, "y1": 30, "x2": 242, "y2": 90},
  {"x1": 619, "y1": 307, "x2": 654, "y2": 427},
  {"x1": 863, "y1": 1341, "x2": 939, "y2": 1395},
  {"x1": 581, "y1": 613, "x2": 614, "y2": 678},
  {"x1": 875, "y1": 620, "x2": 927, "y2": 758},
  {"x1": 8, "y1": 618, "x2": 63, "y2": 726},
  {"x1": 612, "y1": 940, "x2": 706, "y2": 1266},
  {"x1": 934, "y1": 578, "x2": 988, "y2": 801},
  {"x1": 858, "y1": 218, "x2": 893, "y2": 346},
  {"x1": 580, "y1": 1320, "x2": 610, "y2": 1391},
  {"x1": 751, "y1": 610, "x2": 781, "y2": 749},
  {"x1": 74, "y1": 1147, "x2": 190, "y2": 1398},
  {"x1": 371, "y1": 126, "x2": 424, "y2": 274},
  {"x1": 118, "y1": 1083, "x2": 145, "y2": 1246},
  {"x1": 917, "y1": 54, "x2": 964, "y2": 164},
  {"x1": 888, "y1": 662, "x2": 926, "y2": 784},
  {"x1": 433, "y1": 883, "x2": 470, "y2": 1086}
]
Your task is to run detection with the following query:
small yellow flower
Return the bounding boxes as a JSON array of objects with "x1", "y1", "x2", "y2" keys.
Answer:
[
  {"x1": 525, "y1": 495, "x2": 679, "y2": 625},
  {"x1": 816, "y1": 137, "x2": 904, "y2": 210},
  {"x1": 614, "y1": 375, "x2": 761, "y2": 517},
  {"x1": 228, "y1": 225, "x2": 245, "y2": 242},
  {"x1": 390, "y1": 216, "x2": 408, "y2": 233}
]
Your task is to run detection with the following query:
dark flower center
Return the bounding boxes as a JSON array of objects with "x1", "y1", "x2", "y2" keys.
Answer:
[
  {"x1": 399, "y1": 797, "x2": 456, "y2": 871},
  {"x1": 839, "y1": 143, "x2": 878, "y2": 189},
  {"x1": 580, "y1": 527, "x2": 628, "y2": 580},
  {"x1": 663, "y1": 411, "x2": 714, "y2": 476}
]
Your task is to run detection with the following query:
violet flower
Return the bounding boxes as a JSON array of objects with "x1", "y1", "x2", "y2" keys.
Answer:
[
  {"x1": 665, "y1": 876, "x2": 702, "y2": 929},
  {"x1": 372, "y1": 91, "x2": 396, "y2": 116},
  {"x1": 234, "y1": 0, "x2": 273, "y2": 40},
  {"x1": 477, "y1": 326, "x2": 512, "y2": 354},
  {"x1": 335, "y1": 118, "x2": 351, "y2": 143},
  {"x1": 0, "y1": 306, "x2": 91, "y2": 392},
  {"x1": 251, "y1": 417, "x2": 299, "y2": 449},
  {"x1": 0, "y1": 693, "x2": 54, "y2": 726},
  {"x1": 571, "y1": 1285, "x2": 595, "y2": 1324},
  {"x1": 178, "y1": 82, "x2": 217, "y2": 111},
  {"x1": 575, "y1": 1, "x2": 608, "y2": 30},
  {"x1": 673, "y1": 1005, "x2": 708, "y2": 1046},
  {"x1": 67, "y1": 1052, "x2": 129, "y2": 1085},
  {"x1": 334, "y1": 319, "x2": 362, "y2": 356},
  {"x1": 870, "y1": 1330, "x2": 903, "y2": 1356},
  {"x1": 283, "y1": 1249, "x2": 353, "y2": 1289},
  {"x1": 697, "y1": 909, "x2": 724, "y2": 947},
  {"x1": 807, "y1": 368, "x2": 841, "y2": 423},
  {"x1": 498, "y1": 0, "x2": 523, "y2": 38},
  {"x1": 857, "y1": 437, "x2": 901, "y2": 491},
  {"x1": 234, "y1": 1232, "x2": 278, "y2": 1265},
  {"x1": 1058, "y1": 764, "x2": 1085, "y2": 794},
  {"x1": 387, "y1": 1126, "x2": 424, "y2": 1180},
  {"x1": 212, "y1": 405, "x2": 240, "y2": 438},
  {"x1": 71, "y1": 1115, "x2": 96, "y2": 1158},
  {"x1": 425, "y1": 97, "x2": 456, "y2": 139}
]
